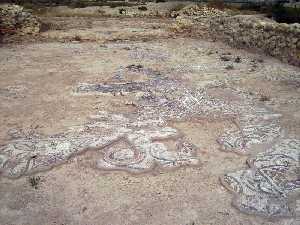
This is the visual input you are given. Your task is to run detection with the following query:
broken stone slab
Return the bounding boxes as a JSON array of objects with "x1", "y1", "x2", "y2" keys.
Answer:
[{"x1": 221, "y1": 139, "x2": 300, "y2": 217}]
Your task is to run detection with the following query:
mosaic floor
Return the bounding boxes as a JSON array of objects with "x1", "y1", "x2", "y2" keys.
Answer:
[
  {"x1": 221, "y1": 139, "x2": 299, "y2": 217},
  {"x1": 0, "y1": 36, "x2": 299, "y2": 221}
]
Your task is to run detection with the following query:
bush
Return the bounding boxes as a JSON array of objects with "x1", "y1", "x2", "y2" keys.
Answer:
[
  {"x1": 119, "y1": 8, "x2": 126, "y2": 15},
  {"x1": 207, "y1": 0, "x2": 225, "y2": 10},
  {"x1": 170, "y1": 4, "x2": 186, "y2": 12},
  {"x1": 271, "y1": 4, "x2": 300, "y2": 23},
  {"x1": 240, "y1": 2, "x2": 262, "y2": 12},
  {"x1": 237, "y1": 2, "x2": 300, "y2": 23},
  {"x1": 70, "y1": 1, "x2": 87, "y2": 8},
  {"x1": 138, "y1": 6, "x2": 148, "y2": 11}
]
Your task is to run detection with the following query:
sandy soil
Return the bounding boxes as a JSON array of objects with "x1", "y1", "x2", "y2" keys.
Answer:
[{"x1": 0, "y1": 16, "x2": 299, "y2": 225}]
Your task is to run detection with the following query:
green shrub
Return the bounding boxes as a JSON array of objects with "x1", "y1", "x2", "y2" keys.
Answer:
[
  {"x1": 29, "y1": 176, "x2": 41, "y2": 189},
  {"x1": 170, "y1": 4, "x2": 186, "y2": 12},
  {"x1": 237, "y1": 2, "x2": 300, "y2": 23},
  {"x1": 240, "y1": 2, "x2": 262, "y2": 12},
  {"x1": 271, "y1": 4, "x2": 300, "y2": 23},
  {"x1": 207, "y1": 0, "x2": 225, "y2": 10},
  {"x1": 70, "y1": 1, "x2": 87, "y2": 8},
  {"x1": 138, "y1": 6, "x2": 148, "y2": 11}
]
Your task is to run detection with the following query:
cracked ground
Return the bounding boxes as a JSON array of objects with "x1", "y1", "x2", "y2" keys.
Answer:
[{"x1": 0, "y1": 17, "x2": 299, "y2": 225}]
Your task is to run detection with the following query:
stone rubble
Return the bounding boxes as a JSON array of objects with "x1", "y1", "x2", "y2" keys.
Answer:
[
  {"x1": 0, "y1": 4, "x2": 40, "y2": 36},
  {"x1": 171, "y1": 5, "x2": 227, "y2": 19},
  {"x1": 210, "y1": 15, "x2": 300, "y2": 66},
  {"x1": 169, "y1": 4, "x2": 300, "y2": 66},
  {"x1": 171, "y1": 5, "x2": 228, "y2": 35}
]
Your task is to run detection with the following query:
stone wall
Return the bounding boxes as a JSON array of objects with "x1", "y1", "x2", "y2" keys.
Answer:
[
  {"x1": 209, "y1": 15, "x2": 300, "y2": 66},
  {"x1": 0, "y1": 4, "x2": 40, "y2": 36},
  {"x1": 0, "y1": 1, "x2": 139, "y2": 6}
]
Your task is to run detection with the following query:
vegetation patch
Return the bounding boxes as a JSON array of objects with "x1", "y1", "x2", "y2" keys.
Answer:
[{"x1": 28, "y1": 176, "x2": 41, "y2": 189}]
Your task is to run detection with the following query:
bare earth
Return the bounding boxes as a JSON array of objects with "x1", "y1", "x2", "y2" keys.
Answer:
[{"x1": 0, "y1": 17, "x2": 299, "y2": 225}]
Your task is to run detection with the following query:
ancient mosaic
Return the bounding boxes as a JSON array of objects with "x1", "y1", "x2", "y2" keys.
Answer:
[
  {"x1": 0, "y1": 64, "x2": 297, "y2": 218},
  {"x1": 221, "y1": 139, "x2": 299, "y2": 217}
]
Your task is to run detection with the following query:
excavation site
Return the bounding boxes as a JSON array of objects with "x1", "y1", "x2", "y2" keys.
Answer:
[{"x1": 0, "y1": 1, "x2": 299, "y2": 224}]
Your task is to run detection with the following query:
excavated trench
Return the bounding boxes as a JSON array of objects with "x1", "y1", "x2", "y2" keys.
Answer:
[{"x1": 0, "y1": 15, "x2": 299, "y2": 225}]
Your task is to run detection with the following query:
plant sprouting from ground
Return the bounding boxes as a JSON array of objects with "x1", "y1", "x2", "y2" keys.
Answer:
[{"x1": 28, "y1": 176, "x2": 41, "y2": 189}]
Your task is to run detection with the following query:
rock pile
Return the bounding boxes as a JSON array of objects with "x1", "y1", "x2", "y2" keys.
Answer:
[
  {"x1": 210, "y1": 15, "x2": 300, "y2": 66},
  {"x1": 170, "y1": 4, "x2": 228, "y2": 34},
  {"x1": 171, "y1": 16, "x2": 194, "y2": 33},
  {"x1": 0, "y1": 4, "x2": 40, "y2": 36},
  {"x1": 171, "y1": 5, "x2": 227, "y2": 19}
]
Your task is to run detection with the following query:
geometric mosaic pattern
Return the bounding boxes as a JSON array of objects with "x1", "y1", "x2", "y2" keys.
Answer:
[{"x1": 221, "y1": 139, "x2": 300, "y2": 217}]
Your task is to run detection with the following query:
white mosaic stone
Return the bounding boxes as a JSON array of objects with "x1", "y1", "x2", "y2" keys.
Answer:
[
  {"x1": 221, "y1": 139, "x2": 300, "y2": 217},
  {"x1": 0, "y1": 66, "x2": 285, "y2": 178},
  {"x1": 74, "y1": 70, "x2": 282, "y2": 155},
  {"x1": 0, "y1": 112, "x2": 199, "y2": 178},
  {"x1": 0, "y1": 85, "x2": 27, "y2": 99}
]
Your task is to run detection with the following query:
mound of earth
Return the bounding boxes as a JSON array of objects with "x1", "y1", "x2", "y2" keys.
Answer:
[
  {"x1": 0, "y1": 4, "x2": 40, "y2": 36},
  {"x1": 171, "y1": 4, "x2": 228, "y2": 19}
]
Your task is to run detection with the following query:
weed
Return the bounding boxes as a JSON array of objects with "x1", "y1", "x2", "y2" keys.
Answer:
[
  {"x1": 260, "y1": 95, "x2": 270, "y2": 102},
  {"x1": 185, "y1": 222, "x2": 196, "y2": 225},
  {"x1": 74, "y1": 35, "x2": 82, "y2": 41},
  {"x1": 234, "y1": 56, "x2": 241, "y2": 63},
  {"x1": 119, "y1": 8, "x2": 126, "y2": 15},
  {"x1": 271, "y1": 4, "x2": 300, "y2": 23},
  {"x1": 28, "y1": 176, "x2": 41, "y2": 189},
  {"x1": 207, "y1": 0, "x2": 225, "y2": 10},
  {"x1": 138, "y1": 6, "x2": 148, "y2": 11},
  {"x1": 225, "y1": 64, "x2": 234, "y2": 70},
  {"x1": 220, "y1": 55, "x2": 231, "y2": 61},
  {"x1": 70, "y1": 1, "x2": 87, "y2": 9},
  {"x1": 126, "y1": 64, "x2": 143, "y2": 71},
  {"x1": 170, "y1": 4, "x2": 186, "y2": 13}
]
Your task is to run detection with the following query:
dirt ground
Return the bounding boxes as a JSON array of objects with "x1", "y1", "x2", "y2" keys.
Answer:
[{"x1": 0, "y1": 16, "x2": 300, "y2": 225}]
